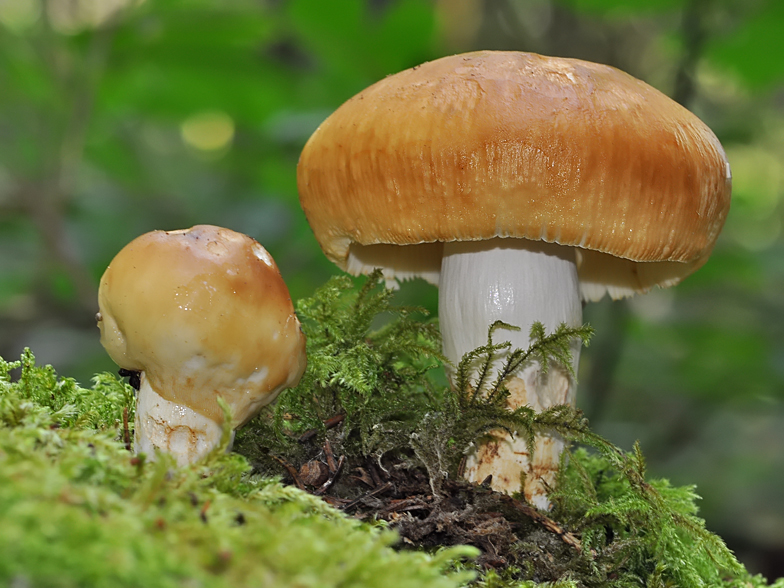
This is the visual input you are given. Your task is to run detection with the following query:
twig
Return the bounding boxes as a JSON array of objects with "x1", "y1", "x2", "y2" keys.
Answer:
[
  {"x1": 270, "y1": 454, "x2": 306, "y2": 491},
  {"x1": 379, "y1": 496, "x2": 431, "y2": 515},
  {"x1": 366, "y1": 458, "x2": 383, "y2": 487},
  {"x1": 501, "y1": 495, "x2": 594, "y2": 556},
  {"x1": 341, "y1": 481, "x2": 394, "y2": 513},
  {"x1": 298, "y1": 413, "x2": 345, "y2": 443},
  {"x1": 324, "y1": 438, "x2": 337, "y2": 473},
  {"x1": 352, "y1": 467, "x2": 376, "y2": 488},
  {"x1": 314, "y1": 455, "x2": 345, "y2": 496}
]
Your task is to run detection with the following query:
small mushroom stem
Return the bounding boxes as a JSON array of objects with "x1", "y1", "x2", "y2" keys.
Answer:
[
  {"x1": 439, "y1": 238, "x2": 582, "y2": 509},
  {"x1": 134, "y1": 373, "x2": 231, "y2": 466}
]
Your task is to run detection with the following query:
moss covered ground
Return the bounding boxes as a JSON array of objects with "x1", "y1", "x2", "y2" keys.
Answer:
[
  {"x1": 0, "y1": 350, "x2": 474, "y2": 588},
  {"x1": 2, "y1": 273, "x2": 783, "y2": 587}
]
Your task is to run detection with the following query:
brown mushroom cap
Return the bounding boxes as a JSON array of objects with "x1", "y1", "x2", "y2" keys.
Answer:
[
  {"x1": 98, "y1": 225, "x2": 306, "y2": 425},
  {"x1": 297, "y1": 51, "x2": 731, "y2": 300}
]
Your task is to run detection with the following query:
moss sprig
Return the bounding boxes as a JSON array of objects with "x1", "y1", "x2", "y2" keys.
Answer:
[
  {"x1": 551, "y1": 442, "x2": 747, "y2": 588},
  {"x1": 407, "y1": 320, "x2": 593, "y2": 493},
  {"x1": 455, "y1": 321, "x2": 592, "y2": 410},
  {"x1": 237, "y1": 270, "x2": 446, "y2": 465}
]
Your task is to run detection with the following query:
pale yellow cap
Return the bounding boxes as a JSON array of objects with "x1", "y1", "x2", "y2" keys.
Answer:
[
  {"x1": 98, "y1": 225, "x2": 306, "y2": 424},
  {"x1": 297, "y1": 51, "x2": 731, "y2": 300}
]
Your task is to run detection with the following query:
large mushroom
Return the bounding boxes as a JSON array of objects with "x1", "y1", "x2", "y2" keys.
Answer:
[
  {"x1": 97, "y1": 225, "x2": 307, "y2": 466},
  {"x1": 296, "y1": 51, "x2": 731, "y2": 508}
]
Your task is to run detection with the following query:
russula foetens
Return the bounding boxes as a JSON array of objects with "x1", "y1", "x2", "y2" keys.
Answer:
[
  {"x1": 97, "y1": 225, "x2": 306, "y2": 466},
  {"x1": 296, "y1": 51, "x2": 731, "y2": 507}
]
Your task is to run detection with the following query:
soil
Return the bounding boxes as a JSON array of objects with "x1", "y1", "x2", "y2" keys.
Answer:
[{"x1": 258, "y1": 427, "x2": 592, "y2": 583}]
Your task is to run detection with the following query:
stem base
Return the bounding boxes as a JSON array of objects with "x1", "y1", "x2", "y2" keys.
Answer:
[{"x1": 135, "y1": 373, "x2": 229, "y2": 466}]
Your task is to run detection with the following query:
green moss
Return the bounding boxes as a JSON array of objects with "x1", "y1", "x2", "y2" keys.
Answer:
[
  {"x1": 0, "y1": 349, "x2": 476, "y2": 588},
  {"x1": 236, "y1": 272, "x2": 594, "y2": 488},
  {"x1": 4, "y1": 273, "x2": 784, "y2": 588},
  {"x1": 237, "y1": 272, "x2": 783, "y2": 588},
  {"x1": 235, "y1": 270, "x2": 448, "y2": 471}
]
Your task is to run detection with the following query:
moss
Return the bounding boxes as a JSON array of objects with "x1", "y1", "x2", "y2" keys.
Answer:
[
  {"x1": 0, "y1": 349, "x2": 476, "y2": 588},
  {"x1": 235, "y1": 270, "x2": 448, "y2": 476},
  {"x1": 236, "y1": 272, "x2": 783, "y2": 588},
  {"x1": 3, "y1": 273, "x2": 784, "y2": 588}
]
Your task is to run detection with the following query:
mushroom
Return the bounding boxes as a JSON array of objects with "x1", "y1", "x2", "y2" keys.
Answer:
[
  {"x1": 97, "y1": 225, "x2": 307, "y2": 466},
  {"x1": 296, "y1": 51, "x2": 731, "y2": 508}
]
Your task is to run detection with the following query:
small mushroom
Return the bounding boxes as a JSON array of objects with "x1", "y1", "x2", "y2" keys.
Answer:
[
  {"x1": 97, "y1": 225, "x2": 307, "y2": 465},
  {"x1": 297, "y1": 51, "x2": 731, "y2": 507}
]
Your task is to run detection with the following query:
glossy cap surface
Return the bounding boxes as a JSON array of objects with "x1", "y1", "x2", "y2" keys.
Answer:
[
  {"x1": 98, "y1": 225, "x2": 306, "y2": 424},
  {"x1": 297, "y1": 51, "x2": 732, "y2": 299}
]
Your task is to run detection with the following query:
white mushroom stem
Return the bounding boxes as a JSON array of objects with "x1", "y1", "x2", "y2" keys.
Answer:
[
  {"x1": 439, "y1": 238, "x2": 582, "y2": 509},
  {"x1": 134, "y1": 372, "x2": 231, "y2": 467}
]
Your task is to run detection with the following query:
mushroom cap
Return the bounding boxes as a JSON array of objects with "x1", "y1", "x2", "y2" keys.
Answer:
[
  {"x1": 297, "y1": 51, "x2": 732, "y2": 300},
  {"x1": 98, "y1": 225, "x2": 306, "y2": 425}
]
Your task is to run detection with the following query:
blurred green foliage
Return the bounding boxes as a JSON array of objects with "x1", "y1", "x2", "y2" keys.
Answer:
[{"x1": 1, "y1": 0, "x2": 783, "y2": 578}]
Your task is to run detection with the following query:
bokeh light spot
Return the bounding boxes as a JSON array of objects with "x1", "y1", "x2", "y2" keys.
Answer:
[
  {"x1": 0, "y1": 0, "x2": 41, "y2": 32},
  {"x1": 180, "y1": 111, "x2": 235, "y2": 154}
]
